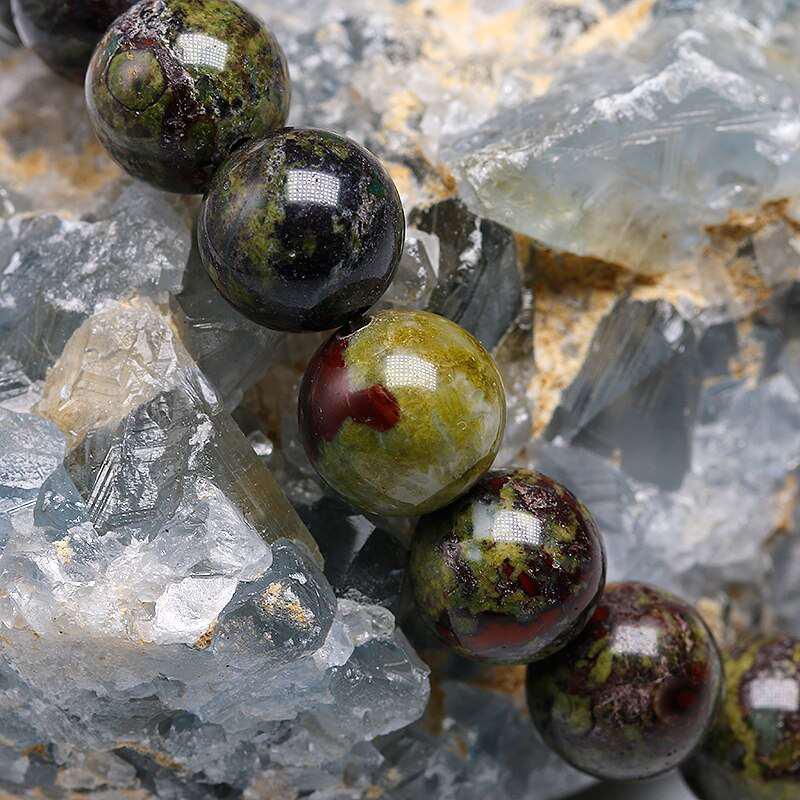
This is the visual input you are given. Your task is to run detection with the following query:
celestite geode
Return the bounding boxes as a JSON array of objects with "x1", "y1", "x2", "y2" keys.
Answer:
[{"x1": 0, "y1": 1, "x2": 799, "y2": 798}]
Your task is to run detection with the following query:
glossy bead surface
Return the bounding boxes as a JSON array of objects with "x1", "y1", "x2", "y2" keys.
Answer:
[
  {"x1": 527, "y1": 581, "x2": 722, "y2": 781},
  {"x1": 682, "y1": 636, "x2": 800, "y2": 800},
  {"x1": 85, "y1": 0, "x2": 290, "y2": 194},
  {"x1": 298, "y1": 310, "x2": 506, "y2": 516},
  {"x1": 409, "y1": 468, "x2": 606, "y2": 664},
  {"x1": 198, "y1": 129, "x2": 404, "y2": 332},
  {"x1": 11, "y1": 0, "x2": 134, "y2": 82}
]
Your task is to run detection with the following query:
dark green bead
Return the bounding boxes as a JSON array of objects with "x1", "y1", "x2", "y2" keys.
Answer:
[
  {"x1": 298, "y1": 310, "x2": 506, "y2": 516},
  {"x1": 527, "y1": 581, "x2": 723, "y2": 781},
  {"x1": 409, "y1": 468, "x2": 606, "y2": 664},
  {"x1": 85, "y1": 0, "x2": 290, "y2": 194},
  {"x1": 198, "y1": 128, "x2": 405, "y2": 332},
  {"x1": 682, "y1": 636, "x2": 800, "y2": 800},
  {"x1": 11, "y1": 0, "x2": 134, "y2": 82}
]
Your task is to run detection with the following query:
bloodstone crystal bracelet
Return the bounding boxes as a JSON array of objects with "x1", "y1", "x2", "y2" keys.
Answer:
[{"x1": 8, "y1": 0, "x2": 800, "y2": 796}]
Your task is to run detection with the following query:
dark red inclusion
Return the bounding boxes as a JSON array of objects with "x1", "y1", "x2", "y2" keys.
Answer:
[
  {"x1": 673, "y1": 688, "x2": 699, "y2": 711},
  {"x1": 300, "y1": 335, "x2": 400, "y2": 457},
  {"x1": 689, "y1": 660, "x2": 707, "y2": 684},
  {"x1": 658, "y1": 679, "x2": 700, "y2": 719},
  {"x1": 590, "y1": 605, "x2": 610, "y2": 639},
  {"x1": 435, "y1": 612, "x2": 459, "y2": 646},
  {"x1": 345, "y1": 385, "x2": 400, "y2": 434},
  {"x1": 461, "y1": 608, "x2": 563, "y2": 656},
  {"x1": 488, "y1": 475, "x2": 510, "y2": 493},
  {"x1": 517, "y1": 572, "x2": 538, "y2": 597}
]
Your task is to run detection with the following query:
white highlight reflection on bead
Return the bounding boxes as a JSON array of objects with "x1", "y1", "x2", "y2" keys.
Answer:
[
  {"x1": 286, "y1": 170, "x2": 340, "y2": 206},
  {"x1": 747, "y1": 676, "x2": 800, "y2": 712},
  {"x1": 175, "y1": 33, "x2": 229, "y2": 71},
  {"x1": 611, "y1": 623, "x2": 659, "y2": 656},
  {"x1": 383, "y1": 352, "x2": 437, "y2": 391},
  {"x1": 471, "y1": 505, "x2": 542, "y2": 547}
]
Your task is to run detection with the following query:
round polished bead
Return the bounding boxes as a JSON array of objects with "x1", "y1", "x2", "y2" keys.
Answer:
[
  {"x1": 11, "y1": 0, "x2": 134, "y2": 82},
  {"x1": 682, "y1": 636, "x2": 800, "y2": 800},
  {"x1": 198, "y1": 128, "x2": 404, "y2": 332},
  {"x1": 527, "y1": 581, "x2": 722, "y2": 781},
  {"x1": 85, "y1": 0, "x2": 290, "y2": 194},
  {"x1": 409, "y1": 468, "x2": 606, "y2": 664},
  {"x1": 298, "y1": 310, "x2": 506, "y2": 517}
]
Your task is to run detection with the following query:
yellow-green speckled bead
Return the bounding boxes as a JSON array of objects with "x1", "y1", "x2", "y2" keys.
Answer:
[{"x1": 298, "y1": 310, "x2": 507, "y2": 517}]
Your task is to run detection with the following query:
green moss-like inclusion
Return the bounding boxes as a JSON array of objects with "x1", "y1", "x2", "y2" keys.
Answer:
[
  {"x1": 317, "y1": 311, "x2": 506, "y2": 516},
  {"x1": 171, "y1": 0, "x2": 286, "y2": 134},
  {"x1": 413, "y1": 523, "x2": 533, "y2": 624},
  {"x1": 724, "y1": 642, "x2": 797, "y2": 785},
  {"x1": 553, "y1": 682, "x2": 593, "y2": 736},
  {"x1": 107, "y1": 50, "x2": 166, "y2": 111},
  {"x1": 412, "y1": 473, "x2": 590, "y2": 626},
  {"x1": 529, "y1": 672, "x2": 593, "y2": 737},
  {"x1": 212, "y1": 131, "x2": 359, "y2": 283},
  {"x1": 88, "y1": 0, "x2": 289, "y2": 192},
  {"x1": 201, "y1": 142, "x2": 287, "y2": 308},
  {"x1": 409, "y1": 513, "x2": 457, "y2": 616},
  {"x1": 690, "y1": 639, "x2": 800, "y2": 799},
  {"x1": 588, "y1": 647, "x2": 614, "y2": 687}
]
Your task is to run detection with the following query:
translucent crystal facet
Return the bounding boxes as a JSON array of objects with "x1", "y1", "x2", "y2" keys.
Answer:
[
  {"x1": 441, "y1": 2, "x2": 800, "y2": 276},
  {"x1": 0, "y1": 186, "x2": 190, "y2": 408},
  {"x1": 3, "y1": 0, "x2": 800, "y2": 797}
]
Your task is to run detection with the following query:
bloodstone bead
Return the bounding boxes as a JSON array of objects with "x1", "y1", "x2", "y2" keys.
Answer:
[
  {"x1": 682, "y1": 636, "x2": 800, "y2": 800},
  {"x1": 198, "y1": 128, "x2": 404, "y2": 332},
  {"x1": 409, "y1": 468, "x2": 606, "y2": 664},
  {"x1": 85, "y1": 0, "x2": 290, "y2": 194},
  {"x1": 298, "y1": 310, "x2": 506, "y2": 516},
  {"x1": 11, "y1": 0, "x2": 134, "y2": 82},
  {"x1": 527, "y1": 582, "x2": 723, "y2": 781}
]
